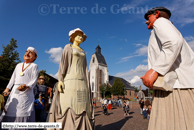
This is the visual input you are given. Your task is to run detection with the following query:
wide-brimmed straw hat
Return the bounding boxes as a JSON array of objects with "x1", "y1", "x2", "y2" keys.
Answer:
[{"x1": 69, "y1": 28, "x2": 87, "y2": 43}]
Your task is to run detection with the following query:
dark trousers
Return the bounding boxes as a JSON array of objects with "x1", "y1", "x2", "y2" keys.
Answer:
[{"x1": 35, "y1": 109, "x2": 42, "y2": 122}]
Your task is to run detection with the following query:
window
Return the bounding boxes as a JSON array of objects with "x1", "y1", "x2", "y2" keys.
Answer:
[
  {"x1": 93, "y1": 57, "x2": 95, "y2": 63},
  {"x1": 129, "y1": 91, "x2": 131, "y2": 96},
  {"x1": 92, "y1": 82, "x2": 94, "y2": 91}
]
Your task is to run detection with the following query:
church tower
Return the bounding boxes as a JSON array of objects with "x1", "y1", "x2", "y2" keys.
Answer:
[{"x1": 89, "y1": 45, "x2": 109, "y2": 100}]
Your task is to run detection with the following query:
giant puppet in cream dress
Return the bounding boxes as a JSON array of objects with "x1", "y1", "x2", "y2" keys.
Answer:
[{"x1": 47, "y1": 28, "x2": 94, "y2": 130}]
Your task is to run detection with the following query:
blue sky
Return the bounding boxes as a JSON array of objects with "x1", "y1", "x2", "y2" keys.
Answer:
[{"x1": 1, "y1": 0, "x2": 194, "y2": 90}]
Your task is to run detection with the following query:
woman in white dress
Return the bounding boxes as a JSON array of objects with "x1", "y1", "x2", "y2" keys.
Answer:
[{"x1": 47, "y1": 28, "x2": 94, "y2": 130}]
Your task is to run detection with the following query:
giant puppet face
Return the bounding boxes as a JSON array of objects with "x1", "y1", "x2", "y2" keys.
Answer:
[
  {"x1": 145, "y1": 10, "x2": 160, "y2": 29},
  {"x1": 73, "y1": 32, "x2": 84, "y2": 45},
  {"x1": 23, "y1": 50, "x2": 37, "y2": 63}
]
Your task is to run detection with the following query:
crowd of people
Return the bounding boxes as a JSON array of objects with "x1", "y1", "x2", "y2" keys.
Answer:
[
  {"x1": 139, "y1": 98, "x2": 152, "y2": 119},
  {"x1": 99, "y1": 98, "x2": 132, "y2": 116}
]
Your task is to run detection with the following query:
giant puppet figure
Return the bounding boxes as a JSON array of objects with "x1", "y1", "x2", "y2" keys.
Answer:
[
  {"x1": 141, "y1": 7, "x2": 194, "y2": 130},
  {"x1": 47, "y1": 28, "x2": 95, "y2": 130},
  {"x1": 0, "y1": 47, "x2": 39, "y2": 123}
]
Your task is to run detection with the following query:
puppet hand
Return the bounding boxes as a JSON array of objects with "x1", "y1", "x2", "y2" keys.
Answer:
[
  {"x1": 3, "y1": 88, "x2": 10, "y2": 96},
  {"x1": 141, "y1": 69, "x2": 158, "y2": 89},
  {"x1": 17, "y1": 84, "x2": 28, "y2": 91},
  {"x1": 58, "y1": 80, "x2": 65, "y2": 93}
]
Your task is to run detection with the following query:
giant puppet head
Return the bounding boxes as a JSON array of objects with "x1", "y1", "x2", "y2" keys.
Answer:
[
  {"x1": 23, "y1": 47, "x2": 37, "y2": 63},
  {"x1": 68, "y1": 28, "x2": 87, "y2": 44},
  {"x1": 144, "y1": 7, "x2": 171, "y2": 29}
]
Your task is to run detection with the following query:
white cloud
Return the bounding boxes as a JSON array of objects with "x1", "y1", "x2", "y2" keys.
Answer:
[
  {"x1": 142, "y1": 59, "x2": 148, "y2": 63},
  {"x1": 45, "y1": 47, "x2": 63, "y2": 64},
  {"x1": 135, "y1": 44, "x2": 142, "y2": 47},
  {"x1": 116, "y1": 55, "x2": 138, "y2": 64},
  {"x1": 115, "y1": 64, "x2": 148, "y2": 90},
  {"x1": 135, "y1": 45, "x2": 148, "y2": 56},
  {"x1": 184, "y1": 36, "x2": 194, "y2": 41},
  {"x1": 117, "y1": 45, "x2": 148, "y2": 63},
  {"x1": 169, "y1": 0, "x2": 194, "y2": 26},
  {"x1": 108, "y1": 36, "x2": 116, "y2": 39},
  {"x1": 130, "y1": 75, "x2": 141, "y2": 84},
  {"x1": 116, "y1": 64, "x2": 148, "y2": 77}
]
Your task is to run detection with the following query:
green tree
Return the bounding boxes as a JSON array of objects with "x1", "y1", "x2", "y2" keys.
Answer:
[
  {"x1": 148, "y1": 89, "x2": 153, "y2": 96},
  {"x1": 0, "y1": 38, "x2": 21, "y2": 90},
  {"x1": 110, "y1": 78, "x2": 125, "y2": 97},
  {"x1": 99, "y1": 83, "x2": 106, "y2": 95},
  {"x1": 99, "y1": 83, "x2": 111, "y2": 98},
  {"x1": 131, "y1": 86, "x2": 139, "y2": 92},
  {"x1": 38, "y1": 70, "x2": 50, "y2": 86}
]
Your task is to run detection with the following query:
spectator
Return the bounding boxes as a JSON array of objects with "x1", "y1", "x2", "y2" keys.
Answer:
[
  {"x1": 145, "y1": 99, "x2": 151, "y2": 107},
  {"x1": 100, "y1": 98, "x2": 104, "y2": 109},
  {"x1": 143, "y1": 105, "x2": 148, "y2": 119},
  {"x1": 104, "y1": 98, "x2": 108, "y2": 106},
  {"x1": 0, "y1": 92, "x2": 7, "y2": 116},
  {"x1": 139, "y1": 98, "x2": 144, "y2": 114},
  {"x1": 47, "y1": 87, "x2": 53, "y2": 110},
  {"x1": 147, "y1": 105, "x2": 152, "y2": 119},
  {"x1": 107, "y1": 98, "x2": 112, "y2": 110},
  {"x1": 93, "y1": 98, "x2": 96, "y2": 108},
  {"x1": 34, "y1": 94, "x2": 44, "y2": 122},
  {"x1": 119, "y1": 98, "x2": 123, "y2": 108},
  {"x1": 35, "y1": 75, "x2": 47, "y2": 122},
  {"x1": 124, "y1": 100, "x2": 130, "y2": 116}
]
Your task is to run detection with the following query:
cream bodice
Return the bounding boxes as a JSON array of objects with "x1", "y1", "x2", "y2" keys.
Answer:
[{"x1": 64, "y1": 48, "x2": 85, "y2": 80}]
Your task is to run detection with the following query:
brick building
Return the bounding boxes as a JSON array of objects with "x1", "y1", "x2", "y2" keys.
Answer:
[{"x1": 109, "y1": 75, "x2": 135, "y2": 100}]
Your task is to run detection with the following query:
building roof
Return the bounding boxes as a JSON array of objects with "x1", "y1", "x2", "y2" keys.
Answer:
[
  {"x1": 109, "y1": 75, "x2": 135, "y2": 90},
  {"x1": 95, "y1": 45, "x2": 107, "y2": 66},
  {"x1": 45, "y1": 73, "x2": 58, "y2": 88}
]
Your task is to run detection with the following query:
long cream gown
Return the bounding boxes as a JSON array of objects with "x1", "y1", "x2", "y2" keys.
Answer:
[{"x1": 59, "y1": 48, "x2": 91, "y2": 118}]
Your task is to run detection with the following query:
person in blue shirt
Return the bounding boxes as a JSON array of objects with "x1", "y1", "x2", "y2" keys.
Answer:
[{"x1": 34, "y1": 94, "x2": 44, "y2": 122}]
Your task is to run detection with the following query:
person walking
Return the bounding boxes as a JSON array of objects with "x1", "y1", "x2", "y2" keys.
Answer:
[
  {"x1": 139, "y1": 98, "x2": 144, "y2": 114},
  {"x1": 100, "y1": 98, "x2": 104, "y2": 109},
  {"x1": 107, "y1": 98, "x2": 112, "y2": 110}
]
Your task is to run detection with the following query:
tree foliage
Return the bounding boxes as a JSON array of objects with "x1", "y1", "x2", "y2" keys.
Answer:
[
  {"x1": 110, "y1": 78, "x2": 125, "y2": 96},
  {"x1": 0, "y1": 38, "x2": 21, "y2": 90},
  {"x1": 38, "y1": 70, "x2": 50, "y2": 86},
  {"x1": 99, "y1": 83, "x2": 106, "y2": 94},
  {"x1": 99, "y1": 83, "x2": 111, "y2": 98},
  {"x1": 131, "y1": 86, "x2": 139, "y2": 92}
]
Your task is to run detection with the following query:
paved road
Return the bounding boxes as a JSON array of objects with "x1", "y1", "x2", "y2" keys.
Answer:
[{"x1": 95, "y1": 101, "x2": 149, "y2": 130}]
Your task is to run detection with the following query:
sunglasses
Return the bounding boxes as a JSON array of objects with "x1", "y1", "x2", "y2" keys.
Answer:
[{"x1": 39, "y1": 78, "x2": 45, "y2": 80}]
